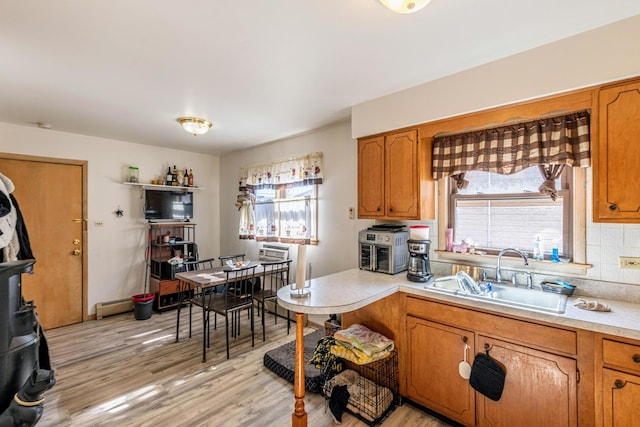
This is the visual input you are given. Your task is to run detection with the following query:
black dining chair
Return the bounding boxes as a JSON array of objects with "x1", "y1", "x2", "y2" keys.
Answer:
[
  {"x1": 217, "y1": 253, "x2": 258, "y2": 326},
  {"x1": 184, "y1": 258, "x2": 217, "y2": 343},
  {"x1": 203, "y1": 263, "x2": 257, "y2": 360},
  {"x1": 175, "y1": 257, "x2": 217, "y2": 343},
  {"x1": 253, "y1": 259, "x2": 292, "y2": 341},
  {"x1": 218, "y1": 253, "x2": 246, "y2": 268}
]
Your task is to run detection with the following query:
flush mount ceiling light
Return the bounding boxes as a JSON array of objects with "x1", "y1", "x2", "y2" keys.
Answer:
[
  {"x1": 379, "y1": 0, "x2": 431, "y2": 14},
  {"x1": 177, "y1": 117, "x2": 212, "y2": 136}
]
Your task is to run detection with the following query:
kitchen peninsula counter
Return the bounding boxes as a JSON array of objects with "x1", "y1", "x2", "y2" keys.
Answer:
[
  {"x1": 278, "y1": 268, "x2": 640, "y2": 427},
  {"x1": 277, "y1": 268, "x2": 640, "y2": 341}
]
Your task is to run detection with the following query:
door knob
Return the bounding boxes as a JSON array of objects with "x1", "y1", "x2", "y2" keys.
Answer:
[
  {"x1": 73, "y1": 239, "x2": 80, "y2": 245},
  {"x1": 73, "y1": 249, "x2": 81, "y2": 255}
]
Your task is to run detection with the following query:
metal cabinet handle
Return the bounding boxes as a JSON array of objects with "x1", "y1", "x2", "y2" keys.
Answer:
[
  {"x1": 614, "y1": 379, "x2": 625, "y2": 389},
  {"x1": 73, "y1": 249, "x2": 81, "y2": 256},
  {"x1": 609, "y1": 204, "x2": 617, "y2": 211},
  {"x1": 633, "y1": 354, "x2": 640, "y2": 363}
]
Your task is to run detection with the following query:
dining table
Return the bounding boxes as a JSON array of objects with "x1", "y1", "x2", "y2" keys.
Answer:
[{"x1": 173, "y1": 262, "x2": 266, "y2": 345}]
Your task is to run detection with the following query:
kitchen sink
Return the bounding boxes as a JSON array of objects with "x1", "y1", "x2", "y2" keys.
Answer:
[{"x1": 426, "y1": 275, "x2": 568, "y2": 314}]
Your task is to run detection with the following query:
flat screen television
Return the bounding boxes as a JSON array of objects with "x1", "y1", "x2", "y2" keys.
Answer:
[{"x1": 144, "y1": 189, "x2": 193, "y2": 221}]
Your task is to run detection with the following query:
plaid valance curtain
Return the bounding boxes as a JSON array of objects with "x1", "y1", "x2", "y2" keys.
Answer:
[{"x1": 432, "y1": 111, "x2": 591, "y2": 181}]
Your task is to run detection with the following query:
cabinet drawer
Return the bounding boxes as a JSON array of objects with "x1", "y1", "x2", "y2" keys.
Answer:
[
  {"x1": 406, "y1": 296, "x2": 577, "y2": 355},
  {"x1": 158, "y1": 280, "x2": 181, "y2": 295},
  {"x1": 603, "y1": 339, "x2": 640, "y2": 375}
]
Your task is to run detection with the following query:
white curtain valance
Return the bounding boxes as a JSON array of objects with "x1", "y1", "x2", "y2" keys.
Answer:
[{"x1": 239, "y1": 152, "x2": 323, "y2": 189}]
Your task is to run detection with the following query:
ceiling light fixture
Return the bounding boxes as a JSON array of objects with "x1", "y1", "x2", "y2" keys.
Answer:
[
  {"x1": 177, "y1": 117, "x2": 212, "y2": 136},
  {"x1": 379, "y1": 0, "x2": 431, "y2": 14}
]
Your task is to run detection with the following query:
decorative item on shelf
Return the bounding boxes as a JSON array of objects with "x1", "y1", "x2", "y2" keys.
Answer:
[
  {"x1": 171, "y1": 165, "x2": 178, "y2": 186},
  {"x1": 176, "y1": 169, "x2": 185, "y2": 186},
  {"x1": 177, "y1": 117, "x2": 212, "y2": 136},
  {"x1": 445, "y1": 228, "x2": 454, "y2": 252},
  {"x1": 128, "y1": 166, "x2": 139, "y2": 183},
  {"x1": 165, "y1": 167, "x2": 173, "y2": 186}
]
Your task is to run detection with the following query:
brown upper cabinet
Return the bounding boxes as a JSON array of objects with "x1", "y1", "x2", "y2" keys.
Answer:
[
  {"x1": 594, "y1": 77, "x2": 640, "y2": 222},
  {"x1": 357, "y1": 129, "x2": 434, "y2": 220}
]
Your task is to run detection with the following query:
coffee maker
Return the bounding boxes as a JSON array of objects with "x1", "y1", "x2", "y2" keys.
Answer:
[{"x1": 407, "y1": 239, "x2": 433, "y2": 283}]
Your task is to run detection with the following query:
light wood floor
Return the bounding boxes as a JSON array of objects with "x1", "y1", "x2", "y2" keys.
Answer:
[{"x1": 38, "y1": 307, "x2": 452, "y2": 427}]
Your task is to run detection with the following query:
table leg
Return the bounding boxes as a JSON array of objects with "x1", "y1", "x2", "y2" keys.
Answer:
[
  {"x1": 175, "y1": 281, "x2": 183, "y2": 342},
  {"x1": 292, "y1": 312, "x2": 307, "y2": 427}
]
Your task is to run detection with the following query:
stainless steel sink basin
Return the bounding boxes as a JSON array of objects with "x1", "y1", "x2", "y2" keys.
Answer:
[{"x1": 427, "y1": 275, "x2": 568, "y2": 314}]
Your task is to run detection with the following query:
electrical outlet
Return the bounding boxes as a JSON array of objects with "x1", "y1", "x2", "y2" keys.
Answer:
[
  {"x1": 94, "y1": 221, "x2": 104, "y2": 227},
  {"x1": 619, "y1": 256, "x2": 640, "y2": 269},
  {"x1": 348, "y1": 207, "x2": 354, "y2": 220}
]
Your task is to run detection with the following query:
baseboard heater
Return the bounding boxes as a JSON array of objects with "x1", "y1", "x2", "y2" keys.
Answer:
[{"x1": 96, "y1": 297, "x2": 133, "y2": 319}]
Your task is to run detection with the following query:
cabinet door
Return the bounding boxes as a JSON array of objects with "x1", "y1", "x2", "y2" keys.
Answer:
[
  {"x1": 385, "y1": 130, "x2": 419, "y2": 218},
  {"x1": 406, "y1": 316, "x2": 476, "y2": 427},
  {"x1": 358, "y1": 136, "x2": 385, "y2": 217},
  {"x1": 596, "y1": 80, "x2": 640, "y2": 221},
  {"x1": 602, "y1": 368, "x2": 640, "y2": 427},
  {"x1": 476, "y1": 335, "x2": 577, "y2": 427}
]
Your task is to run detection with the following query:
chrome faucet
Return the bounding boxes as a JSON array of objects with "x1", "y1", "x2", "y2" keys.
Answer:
[{"x1": 496, "y1": 248, "x2": 529, "y2": 283}]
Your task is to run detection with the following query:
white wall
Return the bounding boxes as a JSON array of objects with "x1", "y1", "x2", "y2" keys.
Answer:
[
  {"x1": 0, "y1": 123, "x2": 220, "y2": 315},
  {"x1": 352, "y1": 14, "x2": 640, "y2": 138},
  {"x1": 219, "y1": 120, "x2": 372, "y2": 281}
]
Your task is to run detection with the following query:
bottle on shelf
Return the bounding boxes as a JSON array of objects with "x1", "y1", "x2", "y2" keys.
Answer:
[
  {"x1": 184, "y1": 168, "x2": 189, "y2": 187},
  {"x1": 551, "y1": 240, "x2": 561, "y2": 263},
  {"x1": 532, "y1": 234, "x2": 544, "y2": 261},
  {"x1": 172, "y1": 165, "x2": 178, "y2": 186},
  {"x1": 188, "y1": 169, "x2": 194, "y2": 187},
  {"x1": 165, "y1": 166, "x2": 173, "y2": 186}
]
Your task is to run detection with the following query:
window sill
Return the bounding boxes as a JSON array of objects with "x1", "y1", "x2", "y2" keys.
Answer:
[{"x1": 434, "y1": 250, "x2": 591, "y2": 276}]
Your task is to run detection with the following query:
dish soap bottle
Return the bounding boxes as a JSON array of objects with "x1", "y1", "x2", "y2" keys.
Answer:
[
  {"x1": 533, "y1": 234, "x2": 544, "y2": 261},
  {"x1": 551, "y1": 240, "x2": 561, "y2": 262}
]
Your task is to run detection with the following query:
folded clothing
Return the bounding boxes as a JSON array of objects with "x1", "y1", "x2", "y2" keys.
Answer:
[
  {"x1": 573, "y1": 298, "x2": 611, "y2": 312},
  {"x1": 330, "y1": 343, "x2": 391, "y2": 365},
  {"x1": 333, "y1": 324, "x2": 394, "y2": 357}
]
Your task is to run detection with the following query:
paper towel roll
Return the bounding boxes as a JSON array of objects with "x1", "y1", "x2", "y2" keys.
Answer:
[{"x1": 296, "y1": 244, "x2": 306, "y2": 289}]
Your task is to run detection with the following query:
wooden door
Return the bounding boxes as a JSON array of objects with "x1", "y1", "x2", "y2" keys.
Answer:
[
  {"x1": 476, "y1": 335, "x2": 578, "y2": 427},
  {"x1": 406, "y1": 316, "x2": 476, "y2": 426},
  {"x1": 602, "y1": 368, "x2": 640, "y2": 427},
  {"x1": 595, "y1": 79, "x2": 640, "y2": 222},
  {"x1": 357, "y1": 136, "x2": 385, "y2": 218},
  {"x1": 385, "y1": 130, "x2": 418, "y2": 219},
  {"x1": 0, "y1": 156, "x2": 86, "y2": 329}
]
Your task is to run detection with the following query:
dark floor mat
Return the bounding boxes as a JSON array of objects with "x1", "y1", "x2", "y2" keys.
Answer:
[{"x1": 263, "y1": 329, "x2": 325, "y2": 393}]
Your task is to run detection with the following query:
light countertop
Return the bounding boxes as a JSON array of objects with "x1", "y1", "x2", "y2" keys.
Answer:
[{"x1": 277, "y1": 268, "x2": 640, "y2": 341}]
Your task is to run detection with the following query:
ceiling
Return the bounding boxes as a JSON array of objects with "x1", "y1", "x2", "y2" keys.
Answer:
[{"x1": 1, "y1": 1, "x2": 639, "y2": 156}]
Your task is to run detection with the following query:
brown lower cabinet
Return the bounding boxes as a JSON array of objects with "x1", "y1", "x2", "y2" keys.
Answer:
[
  {"x1": 600, "y1": 337, "x2": 640, "y2": 427},
  {"x1": 474, "y1": 335, "x2": 577, "y2": 427},
  {"x1": 405, "y1": 298, "x2": 578, "y2": 427},
  {"x1": 407, "y1": 317, "x2": 476, "y2": 426},
  {"x1": 344, "y1": 293, "x2": 640, "y2": 426}
]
